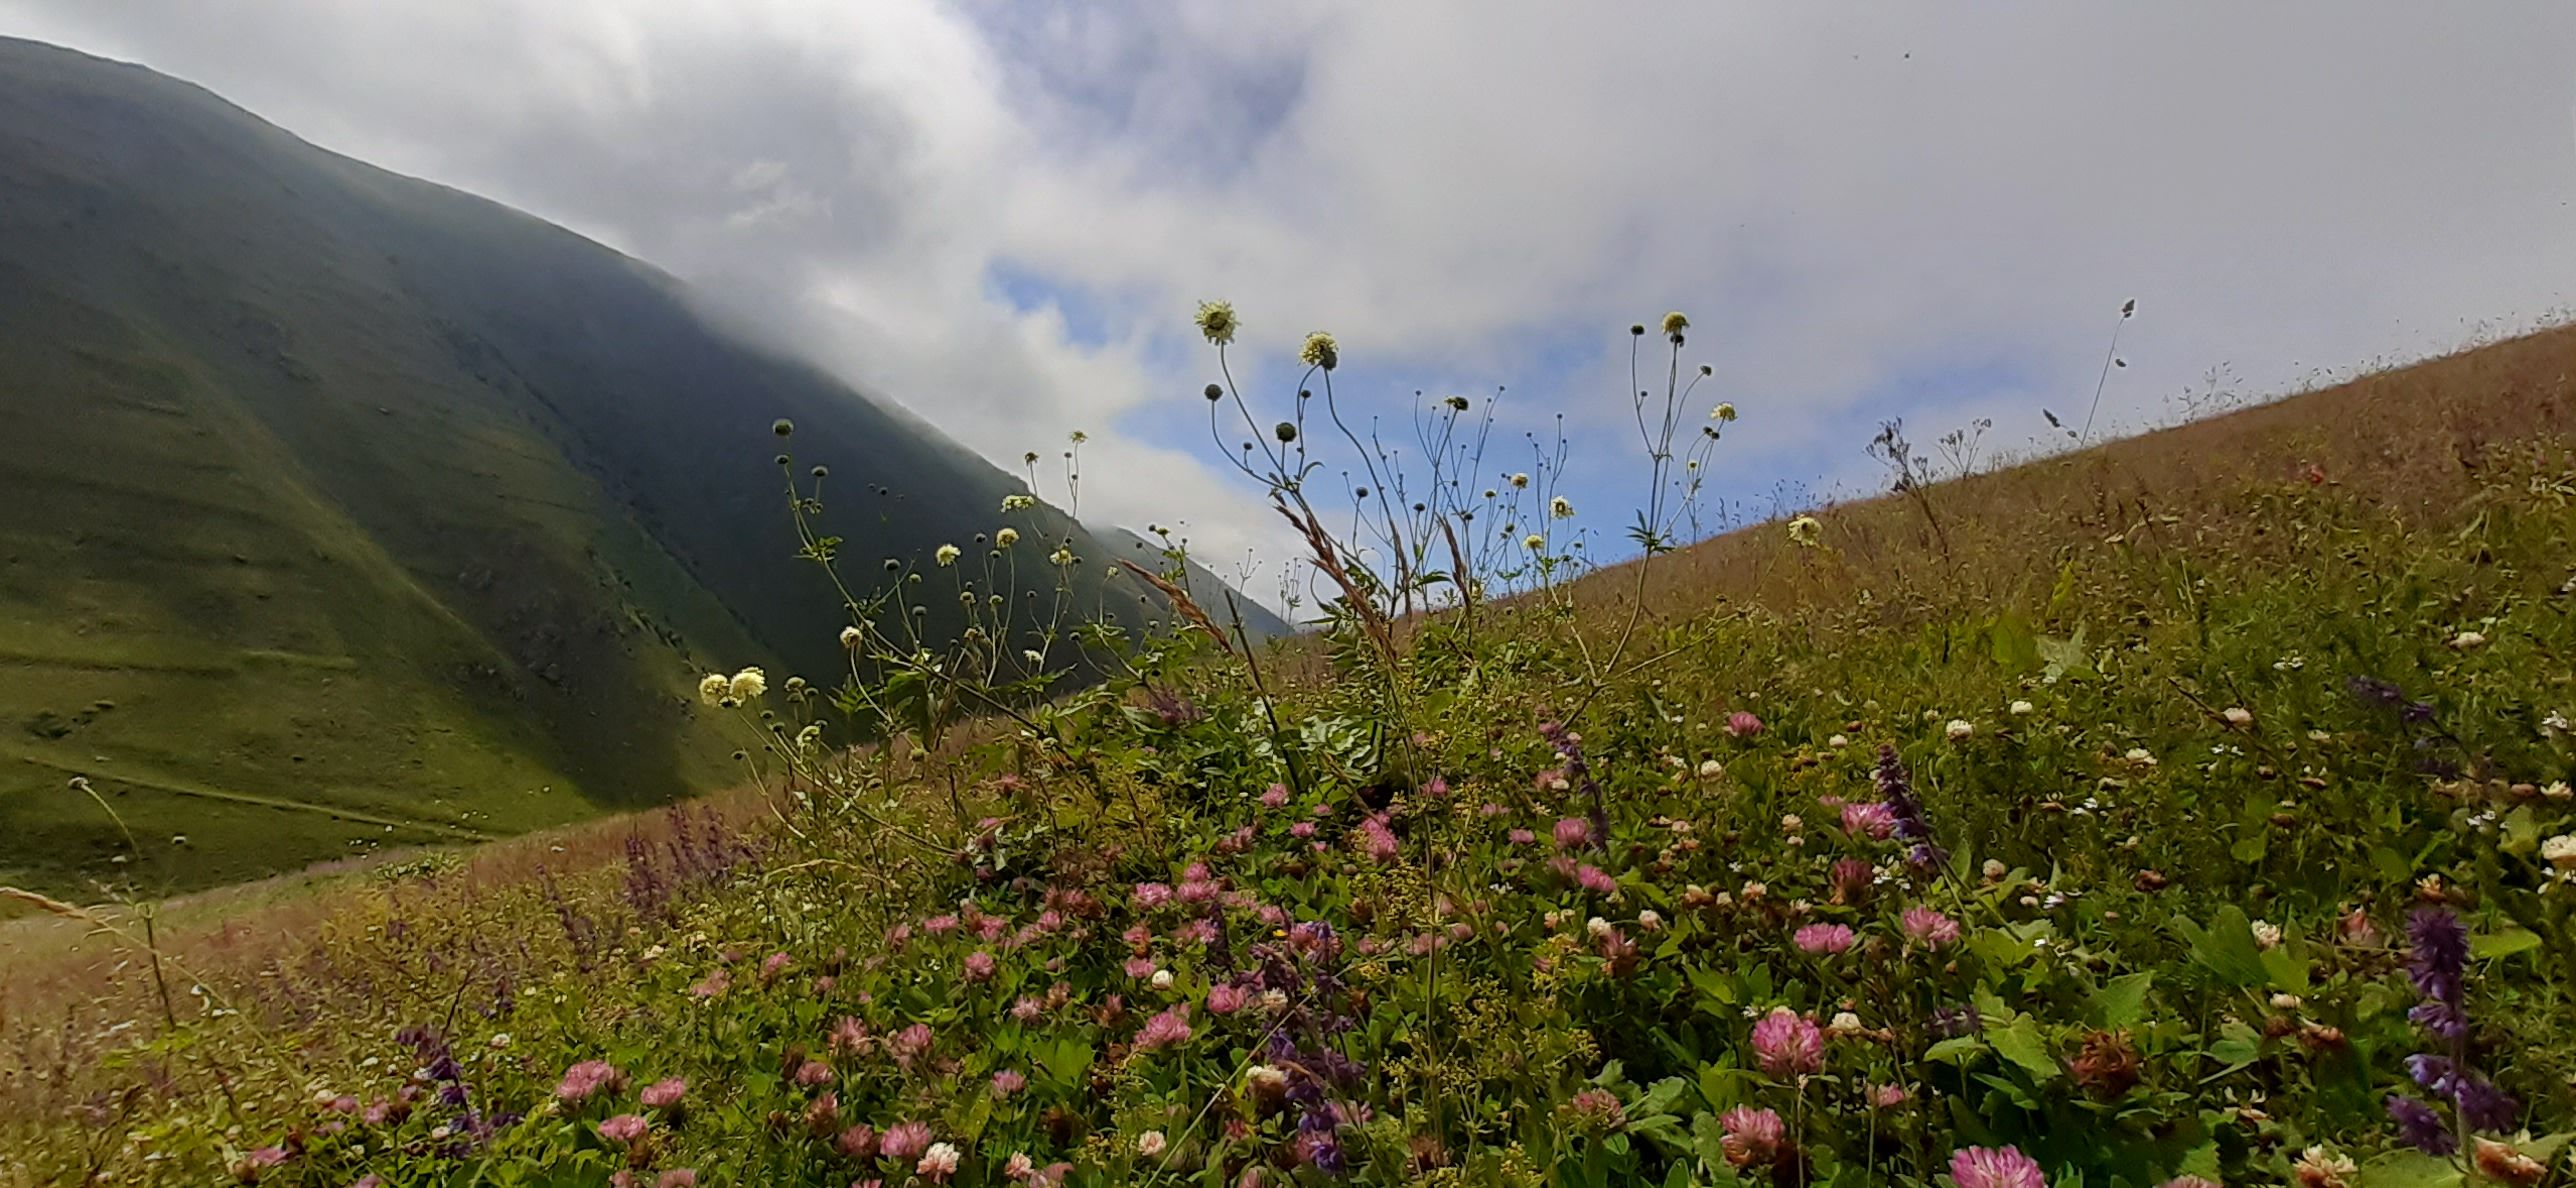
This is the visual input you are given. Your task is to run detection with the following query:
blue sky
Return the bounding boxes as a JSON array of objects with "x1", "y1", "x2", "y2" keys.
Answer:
[{"x1": 9, "y1": 2, "x2": 2576, "y2": 611}]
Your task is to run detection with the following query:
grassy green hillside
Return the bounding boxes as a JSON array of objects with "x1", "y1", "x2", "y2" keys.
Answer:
[{"x1": 0, "y1": 37, "x2": 1197, "y2": 896}]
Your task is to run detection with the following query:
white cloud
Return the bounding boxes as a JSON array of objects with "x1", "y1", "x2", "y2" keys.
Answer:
[{"x1": 8, "y1": 1, "x2": 2576, "y2": 590}]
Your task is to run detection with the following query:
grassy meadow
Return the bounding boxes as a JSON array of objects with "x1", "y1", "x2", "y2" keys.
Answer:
[{"x1": 4, "y1": 314, "x2": 2576, "y2": 1188}]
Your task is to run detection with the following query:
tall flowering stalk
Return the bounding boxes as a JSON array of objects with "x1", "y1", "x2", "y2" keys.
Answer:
[
  {"x1": 1539, "y1": 720, "x2": 1608, "y2": 851},
  {"x1": 2386, "y1": 906, "x2": 2517, "y2": 1156},
  {"x1": 1872, "y1": 746, "x2": 1944, "y2": 869}
]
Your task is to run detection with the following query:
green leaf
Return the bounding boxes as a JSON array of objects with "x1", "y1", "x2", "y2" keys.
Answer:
[
  {"x1": 2174, "y1": 906, "x2": 2269, "y2": 987},
  {"x1": 1924, "y1": 1036, "x2": 1987, "y2": 1066},
  {"x1": 1987, "y1": 612, "x2": 2041, "y2": 671},
  {"x1": 2355, "y1": 1151, "x2": 2465, "y2": 1188},
  {"x1": 2090, "y1": 971, "x2": 2153, "y2": 1028},
  {"x1": 2471, "y1": 927, "x2": 2542, "y2": 960},
  {"x1": 1986, "y1": 1016, "x2": 2058, "y2": 1081},
  {"x1": 2037, "y1": 624, "x2": 2095, "y2": 682}
]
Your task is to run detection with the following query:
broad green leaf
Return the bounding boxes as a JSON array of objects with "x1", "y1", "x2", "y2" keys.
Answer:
[
  {"x1": 1924, "y1": 1036, "x2": 1987, "y2": 1066},
  {"x1": 1986, "y1": 1016, "x2": 2058, "y2": 1081},
  {"x1": 2090, "y1": 971, "x2": 2153, "y2": 1028},
  {"x1": 2471, "y1": 927, "x2": 2542, "y2": 960},
  {"x1": 2355, "y1": 1152, "x2": 2465, "y2": 1188}
]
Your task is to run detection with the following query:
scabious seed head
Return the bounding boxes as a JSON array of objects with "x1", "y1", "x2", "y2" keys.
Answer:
[
  {"x1": 1195, "y1": 300, "x2": 1239, "y2": 346},
  {"x1": 1662, "y1": 311, "x2": 1690, "y2": 337},
  {"x1": 1299, "y1": 331, "x2": 1338, "y2": 370}
]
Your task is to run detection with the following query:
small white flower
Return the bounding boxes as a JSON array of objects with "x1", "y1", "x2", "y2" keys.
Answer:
[
  {"x1": 1981, "y1": 859, "x2": 2008, "y2": 881},
  {"x1": 1828, "y1": 1011, "x2": 1864, "y2": 1036},
  {"x1": 2008, "y1": 700, "x2": 2034, "y2": 716},
  {"x1": 727, "y1": 667, "x2": 767, "y2": 701},
  {"x1": 1713, "y1": 401, "x2": 1738, "y2": 423},
  {"x1": 1149, "y1": 969, "x2": 1174, "y2": 990},
  {"x1": 2250, "y1": 919, "x2": 2283, "y2": 950},
  {"x1": 2545, "y1": 780, "x2": 2572, "y2": 800},
  {"x1": 918, "y1": 1141, "x2": 962, "y2": 1178},
  {"x1": 935, "y1": 544, "x2": 962, "y2": 567},
  {"x1": 1945, "y1": 719, "x2": 1975, "y2": 741},
  {"x1": 2223, "y1": 706, "x2": 2254, "y2": 727},
  {"x1": 838, "y1": 625, "x2": 863, "y2": 649},
  {"x1": 1523, "y1": 533, "x2": 1546, "y2": 552},
  {"x1": 1049, "y1": 546, "x2": 1076, "y2": 566},
  {"x1": 1585, "y1": 916, "x2": 1612, "y2": 939},
  {"x1": 1260, "y1": 989, "x2": 1288, "y2": 1012},
  {"x1": 2270, "y1": 992, "x2": 2304, "y2": 1010},
  {"x1": 1194, "y1": 300, "x2": 1238, "y2": 346},
  {"x1": 2124, "y1": 747, "x2": 2157, "y2": 768},
  {"x1": 1137, "y1": 1130, "x2": 1168, "y2": 1158},
  {"x1": 1550, "y1": 495, "x2": 1575, "y2": 519},
  {"x1": 487, "y1": 1033, "x2": 512, "y2": 1049},
  {"x1": 2542, "y1": 834, "x2": 2576, "y2": 869},
  {"x1": 1826, "y1": 734, "x2": 1849, "y2": 748},
  {"x1": 1023, "y1": 649, "x2": 1045, "y2": 665},
  {"x1": 1509, "y1": 472, "x2": 1530, "y2": 489},
  {"x1": 1636, "y1": 910, "x2": 1665, "y2": 932},
  {"x1": 1696, "y1": 759, "x2": 1724, "y2": 779},
  {"x1": 1001, "y1": 493, "x2": 1037, "y2": 512},
  {"x1": 995, "y1": 527, "x2": 1020, "y2": 548},
  {"x1": 697, "y1": 673, "x2": 729, "y2": 705},
  {"x1": 2448, "y1": 630, "x2": 2488, "y2": 650}
]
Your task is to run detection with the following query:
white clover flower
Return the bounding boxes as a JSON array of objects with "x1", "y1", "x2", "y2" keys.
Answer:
[
  {"x1": 1194, "y1": 300, "x2": 1238, "y2": 346},
  {"x1": 1585, "y1": 916, "x2": 1612, "y2": 939},
  {"x1": 2223, "y1": 706, "x2": 2254, "y2": 727},
  {"x1": 1149, "y1": 969, "x2": 1174, "y2": 990},
  {"x1": 2250, "y1": 919, "x2": 2283, "y2": 950},
  {"x1": 1981, "y1": 859, "x2": 2008, "y2": 881},
  {"x1": 1549, "y1": 496, "x2": 1575, "y2": 519},
  {"x1": 2448, "y1": 630, "x2": 2488, "y2": 650},
  {"x1": 2546, "y1": 780, "x2": 2572, "y2": 800},
  {"x1": 839, "y1": 626, "x2": 863, "y2": 649},
  {"x1": 2542, "y1": 834, "x2": 2576, "y2": 868},
  {"x1": 1696, "y1": 759, "x2": 1724, "y2": 779},
  {"x1": 1298, "y1": 331, "x2": 1338, "y2": 370},
  {"x1": 697, "y1": 673, "x2": 729, "y2": 706},
  {"x1": 1636, "y1": 910, "x2": 1665, "y2": 932},
  {"x1": 994, "y1": 527, "x2": 1019, "y2": 548},
  {"x1": 1945, "y1": 719, "x2": 1975, "y2": 741},
  {"x1": 1137, "y1": 1130, "x2": 1168, "y2": 1158},
  {"x1": 935, "y1": 544, "x2": 962, "y2": 567},
  {"x1": 1828, "y1": 1011, "x2": 1864, "y2": 1036},
  {"x1": 2008, "y1": 700, "x2": 2034, "y2": 716},
  {"x1": 2125, "y1": 747, "x2": 2157, "y2": 768},
  {"x1": 727, "y1": 667, "x2": 767, "y2": 701},
  {"x1": 1827, "y1": 734, "x2": 1849, "y2": 748}
]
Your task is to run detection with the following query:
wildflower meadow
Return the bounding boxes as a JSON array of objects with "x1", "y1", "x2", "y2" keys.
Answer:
[{"x1": 5, "y1": 309, "x2": 2576, "y2": 1188}]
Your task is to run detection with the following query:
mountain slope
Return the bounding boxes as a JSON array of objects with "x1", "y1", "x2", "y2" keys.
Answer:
[{"x1": 0, "y1": 38, "x2": 1188, "y2": 894}]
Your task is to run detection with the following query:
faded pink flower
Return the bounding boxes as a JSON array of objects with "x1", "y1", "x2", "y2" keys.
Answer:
[
  {"x1": 1259, "y1": 784, "x2": 1290, "y2": 808},
  {"x1": 1010, "y1": 995, "x2": 1044, "y2": 1021},
  {"x1": 917, "y1": 1142, "x2": 961, "y2": 1181},
  {"x1": 1841, "y1": 802, "x2": 1897, "y2": 840},
  {"x1": 990, "y1": 1069, "x2": 1026, "y2": 1097},
  {"x1": 688, "y1": 969, "x2": 731, "y2": 999},
  {"x1": 1134, "y1": 1004, "x2": 1194, "y2": 1052},
  {"x1": 555, "y1": 1060, "x2": 623, "y2": 1104},
  {"x1": 1950, "y1": 1145, "x2": 2047, "y2": 1188},
  {"x1": 1901, "y1": 907, "x2": 1961, "y2": 949},
  {"x1": 639, "y1": 1078, "x2": 687, "y2": 1109},
  {"x1": 1508, "y1": 828, "x2": 1536, "y2": 845},
  {"x1": 963, "y1": 951, "x2": 997, "y2": 982},
  {"x1": 1359, "y1": 816, "x2": 1400, "y2": 864},
  {"x1": 657, "y1": 1172, "x2": 698, "y2": 1188},
  {"x1": 1553, "y1": 817, "x2": 1594, "y2": 849},
  {"x1": 878, "y1": 1120, "x2": 933, "y2": 1161},
  {"x1": 597, "y1": 1114, "x2": 649, "y2": 1145},
  {"x1": 1718, "y1": 1105, "x2": 1784, "y2": 1168},
  {"x1": 1869, "y1": 1083, "x2": 1910, "y2": 1108},
  {"x1": 793, "y1": 1060, "x2": 833, "y2": 1087},
  {"x1": 760, "y1": 952, "x2": 794, "y2": 982},
  {"x1": 1725, "y1": 711, "x2": 1764, "y2": 739},
  {"x1": 1123, "y1": 956, "x2": 1158, "y2": 979},
  {"x1": 1133, "y1": 882, "x2": 1174, "y2": 909},
  {"x1": 1750, "y1": 1008, "x2": 1824, "y2": 1077},
  {"x1": 1207, "y1": 983, "x2": 1250, "y2": 1014},
  {"x1": 1289, "y1": 821, "x2": 1317, "y2": 839},
  {"x1": 1793, "y1": 923, "x2": 1856, "y2": 955},
  {"x1": 1576, "y1": 864, "x2": 1618, "y2": 896},
  {"x1": 890, "y1": 1023, "x2": 934, "y2": 1070},
  {"x1": 922, "y1": 914, "x2": 960, "y2": 935},
  {"x1": 833, "y1": 1124, "x2": 878, "y2": 1160}
]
